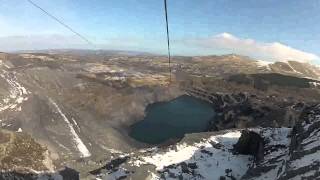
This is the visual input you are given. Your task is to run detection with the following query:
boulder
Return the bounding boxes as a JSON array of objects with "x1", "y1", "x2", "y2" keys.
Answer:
[{"x1": 233, "y1": 130, "x2": 264, "y2": 161}]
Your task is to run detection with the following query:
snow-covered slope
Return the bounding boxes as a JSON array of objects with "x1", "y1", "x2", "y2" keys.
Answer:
[
  {"x1": 91, "y1": 104, "x2": 320, "y2": 180},
  {"x1": 91, "y1": 130, "x2": 253, "y2": 180},
  {"x1": 255, "y1": 60, "x2": 320, "y2": 80},
  {"x1": 132, "y1": 131, "x2": 251, "y2": 180}
]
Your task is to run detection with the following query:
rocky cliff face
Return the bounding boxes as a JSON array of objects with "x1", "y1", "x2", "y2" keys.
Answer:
[{"x1": 187, "y1": 88, "x2": 305, "y2": 131}]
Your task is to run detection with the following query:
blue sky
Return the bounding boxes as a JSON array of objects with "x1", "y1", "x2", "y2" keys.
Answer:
[{"x1": 0, "y1": 0, "x2": 320, "y2": 62}]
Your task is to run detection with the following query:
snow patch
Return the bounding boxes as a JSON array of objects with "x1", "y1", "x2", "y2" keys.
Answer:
[
  {"x1": 309, "y1": 81, "x2": 320, "y2": 87},
  {"x1": 291, "y1": 151, "x2": 320, "y2": 170},
  {"x1": 255, "y1": 60, "x2": 272, "y2": 70},
  {"x1": 0, "y1": 70, "x2": 29, "y2": 112}
]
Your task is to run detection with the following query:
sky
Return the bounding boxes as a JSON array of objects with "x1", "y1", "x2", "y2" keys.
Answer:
[{"x1": 0, "y1": 0, "x2": 320, "y2": 63}]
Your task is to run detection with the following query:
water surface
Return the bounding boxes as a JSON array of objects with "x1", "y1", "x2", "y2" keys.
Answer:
[{"x1": 130, "y1": 95, "x2": 215, "y2": 144}]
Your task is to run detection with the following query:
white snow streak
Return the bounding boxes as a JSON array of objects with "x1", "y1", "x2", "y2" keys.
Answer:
[
  {"x1": 49, "y1": 98, "x2": 91, "y2": 157},
  {"x1": 286, "y1": 61, "x2": 302, "y2": 74}
]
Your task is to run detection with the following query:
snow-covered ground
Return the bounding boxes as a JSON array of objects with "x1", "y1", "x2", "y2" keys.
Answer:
[
  {"x1": 133, "y1": 131, "x2": 251, "y2": 180},
  {"x1": 97, "y1": 130, "x2": 253, "y2": 180}
]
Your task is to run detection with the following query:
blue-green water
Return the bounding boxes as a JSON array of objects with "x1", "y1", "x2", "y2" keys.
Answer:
[{"x1": 129, "y1": 95, "x2": 215, "y2": 144}]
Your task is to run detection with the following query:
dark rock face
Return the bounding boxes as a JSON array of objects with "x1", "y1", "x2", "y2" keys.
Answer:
[
  {"x1": 59, "y1": 167, "x2": 80, "y2": 180},
  {"x1": 187, "y1": 88, "x2": 305, "y2": 131},
  {"x1": 233, "y1": 130, "x2": 264, "y2": 162},
  {"x1": 89, "y1": 156, "x2": 130, "y2": 175},
  {"x1": 0, "y1": 172, "x2": 37, "y2": 180},
  {"x1": 0, "y1": 167, "x2": 80, "y2": 180}
]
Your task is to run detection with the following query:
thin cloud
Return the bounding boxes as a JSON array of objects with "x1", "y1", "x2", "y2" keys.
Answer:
[
  {"x1": 0, "y1": 35, "x2": 91, "y2": 51},
  {"x1": 1, "y1": 33, "x2": 319, "y2": 63},
  {"x1": 0, "y1": 34, "x2": 165, "y2": 54},
  {"x1": 187, "y1": 33, "x2": 319, "y2": 62}
]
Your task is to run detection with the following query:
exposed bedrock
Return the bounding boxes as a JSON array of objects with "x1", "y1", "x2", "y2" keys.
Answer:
[{"x1": 186, "y1": 88, "x2": 307, "y2": 131}]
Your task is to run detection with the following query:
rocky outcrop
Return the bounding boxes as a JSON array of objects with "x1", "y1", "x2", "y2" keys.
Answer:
[
  {"x1": 233, "y1": 130, "x2": 264, "y2": 162},
  {"x1": 277, "y1": 104, "x2": 320, "y2": 179},
  {"x1": 240, "y1": 128, "x2": 292, "y2": 180},
  {"x1": 187, "y1": 88, "x2": 305, "y2": 131},
  {"x1": 89, "y1": 156, "x2": 130, "y2": 176},
  {"x1": 242, "y1": 104, "x2": 320, "y2": 180}
]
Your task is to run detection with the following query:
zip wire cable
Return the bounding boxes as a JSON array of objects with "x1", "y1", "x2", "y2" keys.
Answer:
[
  {"x1": 28, "y1": 0, "x2": 170, "y2": 78},
  {"x1": 164, "y1": 0, "x2": 172, "y2": 82},
  {"x1": 26, "y1": 0, "x2": 93, "y2": 45}
]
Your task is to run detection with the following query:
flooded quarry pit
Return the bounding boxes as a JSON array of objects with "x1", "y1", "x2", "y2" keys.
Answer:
[{"x1": 129, "y1": 95, "x2": 215, "y2": 144}]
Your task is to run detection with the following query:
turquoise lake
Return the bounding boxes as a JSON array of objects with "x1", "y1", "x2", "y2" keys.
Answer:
[{"x1": 129, "y1": 95, "x2": 215, "y2": 144}]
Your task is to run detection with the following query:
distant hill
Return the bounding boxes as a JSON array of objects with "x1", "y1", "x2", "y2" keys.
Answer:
[
  {"x1": 182, "y1": 54, "x2": 320, "y2": 80},
  {"x1": 255, "y1": 59, "x2": 320, "y2": 80},
  {"x1": 15, "y1": 49, "x2": 156, "y2": 56}
]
